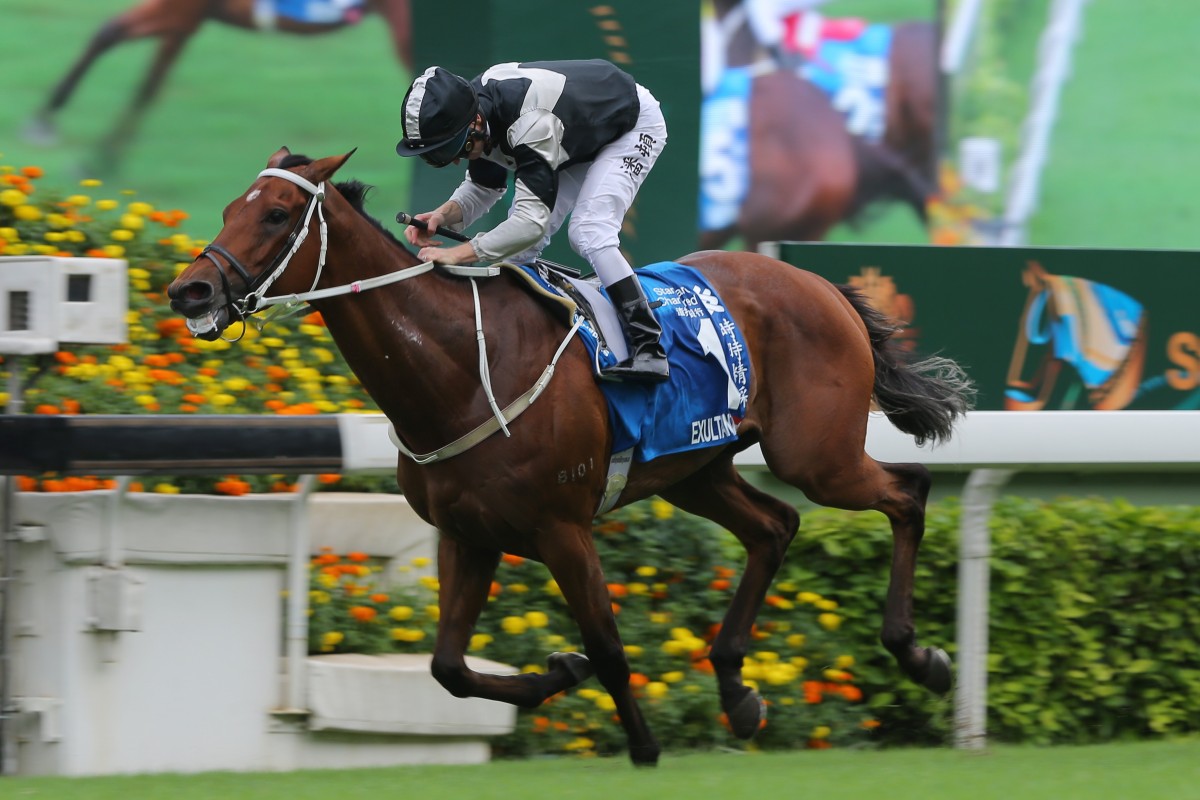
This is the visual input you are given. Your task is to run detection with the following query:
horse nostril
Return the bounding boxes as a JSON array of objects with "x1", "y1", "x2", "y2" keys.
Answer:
[{"x1": 168, "y1": 280, "x2": 215, "y2": 311}]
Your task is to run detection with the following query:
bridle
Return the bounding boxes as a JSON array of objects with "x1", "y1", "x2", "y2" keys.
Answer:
[{"x1": 196, "y1": 167, "x2": 330, "y2": 323}]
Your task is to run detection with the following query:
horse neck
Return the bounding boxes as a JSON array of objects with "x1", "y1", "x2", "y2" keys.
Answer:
[{"x1": 303, "y1": 198, "x2": 481, "y2": 441}]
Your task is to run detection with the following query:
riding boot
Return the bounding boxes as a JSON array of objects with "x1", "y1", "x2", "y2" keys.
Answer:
[{"x1": 600, "y1": 275, "x2": 670, "y2": 384}]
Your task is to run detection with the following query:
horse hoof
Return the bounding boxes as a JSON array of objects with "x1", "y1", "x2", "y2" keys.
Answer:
[
  {"x1": 547, "y1": 651, "x2": 594, "y2": 684},
  {"x1": 921, "y1": 647, "x2": 953, "y2": 695},
  {"x1": 727, "y1": 688, "x2": 767, "y2": 740},
  {"x1": 628, "y1": 743, "x2": 660, "y2": 767}
]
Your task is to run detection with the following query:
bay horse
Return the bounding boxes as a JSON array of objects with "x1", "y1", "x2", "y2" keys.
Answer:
[
  {"x1": 167, "y1": 148, "x2": 973, "y2": 765},
  {"x1": 23, "y1": 0, "x2": 411, "y2": 170},
  {"x1": 701, "y1": 0, "x2": 937, "y2": 249}
]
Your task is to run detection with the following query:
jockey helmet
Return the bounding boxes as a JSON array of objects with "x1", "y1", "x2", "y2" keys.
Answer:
[{"x1": 395, "y1": 66, "x2": 479, "y2": 168}]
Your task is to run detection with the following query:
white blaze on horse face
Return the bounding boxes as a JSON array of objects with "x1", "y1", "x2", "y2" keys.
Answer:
[{"x1": 247, "y1": 189, "x2": 262, "y2": 203}]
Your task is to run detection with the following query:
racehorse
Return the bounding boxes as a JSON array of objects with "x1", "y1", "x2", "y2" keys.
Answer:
[
  {"x1": 23, "y1": 0, "x2": 411, "y2": 170},
  {"x1": 167, "y1": 148, "x2": 973, "y2": 765},
  {"x1": 700, "y1": 0, "x2": 938, "y2": 249}
]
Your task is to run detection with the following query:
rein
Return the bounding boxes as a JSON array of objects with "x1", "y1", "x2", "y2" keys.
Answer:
[{"x1": 224, "y1": 166, "x2": 579, "y2": 465}]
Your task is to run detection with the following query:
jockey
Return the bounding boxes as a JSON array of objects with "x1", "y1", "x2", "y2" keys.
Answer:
[
  {"x1": 745, "y1": 0, "x2": 832, "y2": 67},
  {"x1": 395, "y1": 60, "x2": 670, "y2": 384}
]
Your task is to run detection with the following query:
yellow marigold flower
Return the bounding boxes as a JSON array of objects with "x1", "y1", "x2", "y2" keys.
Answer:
[
  {"x1": 260, "y1": 337, "x2": 285, "y2": 348},
  {"x1": 818, "y1": 613, "x2": 843, "y2": 631},
  {"x1": 389, "y1": 606, "x2": 413, "y2": 621},
  {"x1": 33, "y1": 244, "x2": 58, "y2": 255},
  {"x1": 424, "y1": 605, "x2": 440, "y2": 621},
  {"x1": 650, "y1": 498, "x2": 674, "y2": 519},
  {"x1": 66, "y1": 230, "x2": 86, "y2": 243},
  {"x1": 119, "y1": 213, "x2": 144, "y2": 231},
  {"x1": 524, "y1": 611, "x2": 549, "y2": 628},
  {"x1": 791, "y1": 655, "x2": 809, "y2": 670},
  {"x1": 755, "y1": 651, "x2": 780, "y2": 663},
  {"x1": 635, "y1": 565, "x2": 658, "y2": 577},
  {"x1": 43, "y1": 231, "x2": 65, "y2": 243},
  {"x1": 564, "y1": 737, "x2": 594, "y2": 752},
  {"x1": 314, "y1": 400, "x2": 339, "y2": 413},
  {"x1": 80, "y1": 178, "x2": 102, "y2": 188},
  {"x1": 661, "y1": 671, "x2": 685, "y2": 683},
  {"x1": 310, "y1": 348, "x2": 335, "y2": 364},
  {"x1": 46, "y1": 213, "x2": 72, "y2": 229},
  {"x1": 279, "y1": 347, "x2": 300, "y2": 359},
  {"x1": 210, "y1": 393, "x2": 238, "y2": 407},
  {"x1": 111, "y1": 229, "x2": 134, "y2": 242},
  {"x1": 127, "y1": 201, "x2": 153, "y2": 216},
  {"x1": 743, "y1": 662, "x2": 763, "y2": 680},
  {"x1": 133, "y1": 394, "x2": 157, "y2": 407},
  {"x1": 816, "y1": 598, "x2": 839, "y2": 611},
  {"x1": 321, "y1": 631, "x2": 344, "y2": 648},
  {"x1": 624, "y1": 644, "x2": 644, "y2": 658},
  {"x1": 309, "y1": 590, "x2": 331, "y2": 604},
  {"x1": 786, "y1": 633, "x2": 807, "y2": 648},
  {"x1": 469, "y1": 633, "x2": 492, "y2": 651},
  {"x1": 95, "y1": 199, "x2": 119, "y2": 211},
  {"x1": 823, "y1": 668, "x2": 851, "y2": 682},
  {"x1": 325, "y1": 375, "x2": 349, "y2": 386},
  {"x1": 418, "y1": 575, "x2": 439, "y2": 591},
  {"x1": 628, "y1": 582, "x2": 649, "y2": 595},
  {"x1": 811, "y1": 725, "x2": 831, "y2": 739},
  {"x1": 797, "y1": 591, "x2": 822, "y2": 604},
  {"x1": 66, "y1": 194, "x2": 91, "y2": 207},
  {"x1": 409, "y1": 556, "x2": 431, "y2": 568},
  {"x1": 576, "y1": 688, "x2": 600, "y2": 700},
  {"x1": 777, "y1": 581, "x2": 798, "y2": 593},
  {"x1": 223, "y1": 377, "x2": 250, "y2": 391},
  {"x1": 594, "y1": 694, "x2": 616, "y2": 712},
  {"x1": 543, "y1": 634, "x2": 566, "y2": 647},
  {"x1": 508, "y1": 582, "x2": 529, "y2": 593},
  {"x1": 0, "y1": 189, "x2": 27, "y2": 207},
  {"x1": 544, "y1": 579, "x2": 562, "y2": 597},
  {"x1": 649, "y1": 612, "x2": 671, "y2": 625},
  {"x1": 501, "y1": 616, "x2": 529, "y2": 635},
  {"x1": 835, "y1": 655, "x2": 856, "y2": 669},
  {"x1": 645, "y1": 682, "x2": 669, "y2": 699},
  {"x1": 152, "y1": 483, "x2": 180, "y2": 494},
  {"x1": 391, "y1": 628, "x2": 425, "y2": 642},
  {"x1": 15, "y1": 205, "x2": 41, "y2": 222},
  {"x1": 765, "y1": 664, "x2": 798, "y2": 685},
  {"x1": 102, "y1": 245, "x2": 125, "y2": 258},
  {"x1": 317, "y1": 572, "x2": 338, "y2": 588},
  {"x1": 0, "y1": 227, "x2": 18, "y2": 242}
]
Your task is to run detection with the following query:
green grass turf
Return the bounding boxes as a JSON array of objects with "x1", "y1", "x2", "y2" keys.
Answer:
[
  {"x1": 3, "y1": 740, "x2": 1197, "y2": 800},
  {"x1": 1, "y1": 0, "x2": 413, "y2": 244}
]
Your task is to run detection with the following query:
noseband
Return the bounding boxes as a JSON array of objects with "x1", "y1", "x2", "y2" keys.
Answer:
[{"x1": 198, "y1": 167, "x2": 329, "y2": 320}]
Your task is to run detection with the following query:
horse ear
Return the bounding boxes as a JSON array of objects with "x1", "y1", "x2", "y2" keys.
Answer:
[
  {"x1": 267, "y1": 146, "x2": 292, "y2": 167},
  {"x1": 308, "y1": 149, "x2": 357, "y2": 184}
]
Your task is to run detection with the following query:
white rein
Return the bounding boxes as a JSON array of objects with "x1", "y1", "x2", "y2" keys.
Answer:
[{"x1": 251, "y1": 167, "x2": 580, "y2": 464}]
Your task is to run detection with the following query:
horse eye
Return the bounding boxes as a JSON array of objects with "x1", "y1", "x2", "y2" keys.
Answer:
[{"x1": 266, "y1": 208, "x2": 289, "y2": 225}]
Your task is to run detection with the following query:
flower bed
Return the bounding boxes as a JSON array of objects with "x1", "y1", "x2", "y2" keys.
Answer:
[{"x1": 0, "y1": 160, "x2": 390, "y2": 495}]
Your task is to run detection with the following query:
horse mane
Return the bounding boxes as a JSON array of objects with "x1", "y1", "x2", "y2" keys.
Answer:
[{"x1": 276, "y1": 153, "x2": 414, "y2": 254}]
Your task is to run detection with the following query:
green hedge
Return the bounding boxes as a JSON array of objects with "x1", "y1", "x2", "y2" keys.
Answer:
[{"x1": 781, "y1": 496, "x2": 1200, "y2": 745}]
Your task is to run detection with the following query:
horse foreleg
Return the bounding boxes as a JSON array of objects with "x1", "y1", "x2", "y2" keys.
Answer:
[
  {"x1": 25, "y1": 18, "x2": 130, "y2": 145},
  {"x1": 94, "y1": 34, "x2": 191, "y2": 169},
  {"x1": 429, "y1": 536, "x2": 589, "y2": 708},
  {"x1": 659, "y1": 454, "x2": 798, "y2": 739},
  {"x1": 539, "y1": 529, "x2": 660, "y2": 766},
  {"x1": 373, "y1": 0, "x2": 413, "y2": 70}
]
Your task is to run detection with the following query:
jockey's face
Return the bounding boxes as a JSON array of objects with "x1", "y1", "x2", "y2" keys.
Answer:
[{"x1": 454, "y1": 115, "x2": 487, "y2": 165}]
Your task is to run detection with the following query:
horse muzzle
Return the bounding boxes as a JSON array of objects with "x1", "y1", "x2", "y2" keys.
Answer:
[{"x1": 167, "y1": 278, "x2": 232, "y2": 341}]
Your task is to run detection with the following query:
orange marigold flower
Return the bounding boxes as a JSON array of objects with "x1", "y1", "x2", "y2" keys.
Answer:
[
  {"x1": 61, "y1": 399, "x2": 81, "y2": 414},
  {"x1": 214, "y1": 478, "x2": 251, "y2": 496},
  {"x1": 264, "y1": 399, "x2": 286, "y2": 410},
  {"x1": 54, "y1": 351, "x2": 78, "y2": 365},
  {"x1": 21, "y1": 166, "x2": 44, "y2": 179},
  {"x1": 628, "y1": 672, "x2": 650, "y2": 689},
  {"x1": 803, "y1": 681, "x2": 824, "y2": 704},
  {"x1": 807, "y1": 738, "x2": 832, "y2": 750},
  {"x1": 316, "y1": 473, "x2": 342, "y2": 485},
  {"x1": 349, "y1": 605, "x2": 377, "y2": 622},
  {"x1": 501, "y1": 553, "x2": 524, "y2": 566},
  {"x1": 346, "y1": 551, "x2": 369, "y2": 562},
  {"x1": 15, "y1": 476, "x2": 38, "y2": 492},
  {"x1": 840, "y1": 685, "x2": 863, "y2": 702},
  {"x1": 198, "y1": 367, "x2": 219, "y2": 377},
  {"x1": 182, "y1": 393, "x2": 206, "y2": 405},
  {"x1": 607, "y1": 583, "x2": 628, "y2": 598},
  {"x1": 713, "y1": 566, "x2": 736, "y2": 579},
  {"x1": 709, "y1": 578, "x2": 731, "y2": 591},
  {"x1": 302, "y1": 311, "x2": 325, "y2": 326},
  {"x1": 370, "y1": 593, "x2": 389, "y2": 604},
  {"x1": 33, "y1": 404, "x2": 61, "y2": 415},
  {"x1": 489, "y1": 581, "x2": 503, "y2": 597}
]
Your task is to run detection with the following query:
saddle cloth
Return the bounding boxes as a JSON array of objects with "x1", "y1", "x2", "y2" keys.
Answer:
[
  {"x1": 511, "y1": 261, "x2": 751, "y2": 463},
  {"x1": 254, "y1": 0, "x2": 366, "y2": 28}
]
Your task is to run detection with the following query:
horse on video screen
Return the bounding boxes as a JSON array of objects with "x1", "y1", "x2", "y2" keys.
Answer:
[
  {"x1": 24, "y1": 0, "x2": 411, "y2": 170},
  {"x1": 167, "y1": 147, "x2": 973, "y2": 765},
  {"x1": 700, "y1": 0, "x2": 938, "y2": 249}
]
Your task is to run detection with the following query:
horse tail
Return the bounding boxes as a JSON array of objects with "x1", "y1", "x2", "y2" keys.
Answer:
[{"x1": 838, "y1": 285, "x2": 975, "y2": 446}]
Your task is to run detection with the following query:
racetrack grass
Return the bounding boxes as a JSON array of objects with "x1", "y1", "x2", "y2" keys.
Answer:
[{"x1": 4, "y1": 740, "x2": 1197, "y2": 800}]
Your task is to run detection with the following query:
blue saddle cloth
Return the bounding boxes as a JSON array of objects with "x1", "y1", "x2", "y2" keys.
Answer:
[
  {"x1": 266, "y1": 0, "x2": 365, "y2": 24},
  {"x1": 518, "y1": 262, "x2": 751, "y2": 463}
]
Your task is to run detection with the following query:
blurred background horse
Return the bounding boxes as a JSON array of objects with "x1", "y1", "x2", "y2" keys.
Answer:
[
  {"x1": 22, "y1": 0, "x2": 412, "y2": 172},
  {"x1": 700, "y1": 0, "x2": 938, "y2": 249}
]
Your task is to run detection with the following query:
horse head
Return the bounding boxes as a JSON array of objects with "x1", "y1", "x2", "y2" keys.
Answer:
[{"x1": 167, "y1": 146, "x2": 357, "y2": 340}]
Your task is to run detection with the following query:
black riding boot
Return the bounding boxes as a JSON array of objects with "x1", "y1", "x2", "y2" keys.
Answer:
[{"x1": 601, "y1": 275, "x2": 670, "y2": 384}]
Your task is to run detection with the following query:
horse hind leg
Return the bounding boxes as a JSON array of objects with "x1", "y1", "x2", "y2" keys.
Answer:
[
  {"x1": 659, "y1": 453, "x2": 800, "y2": 739},
  {"x1": 429, "y1": 538, "x2": 594, "y2": 710},
  {"x1": 775, "y1": 447, "x2": 951, "y2": 694}
]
